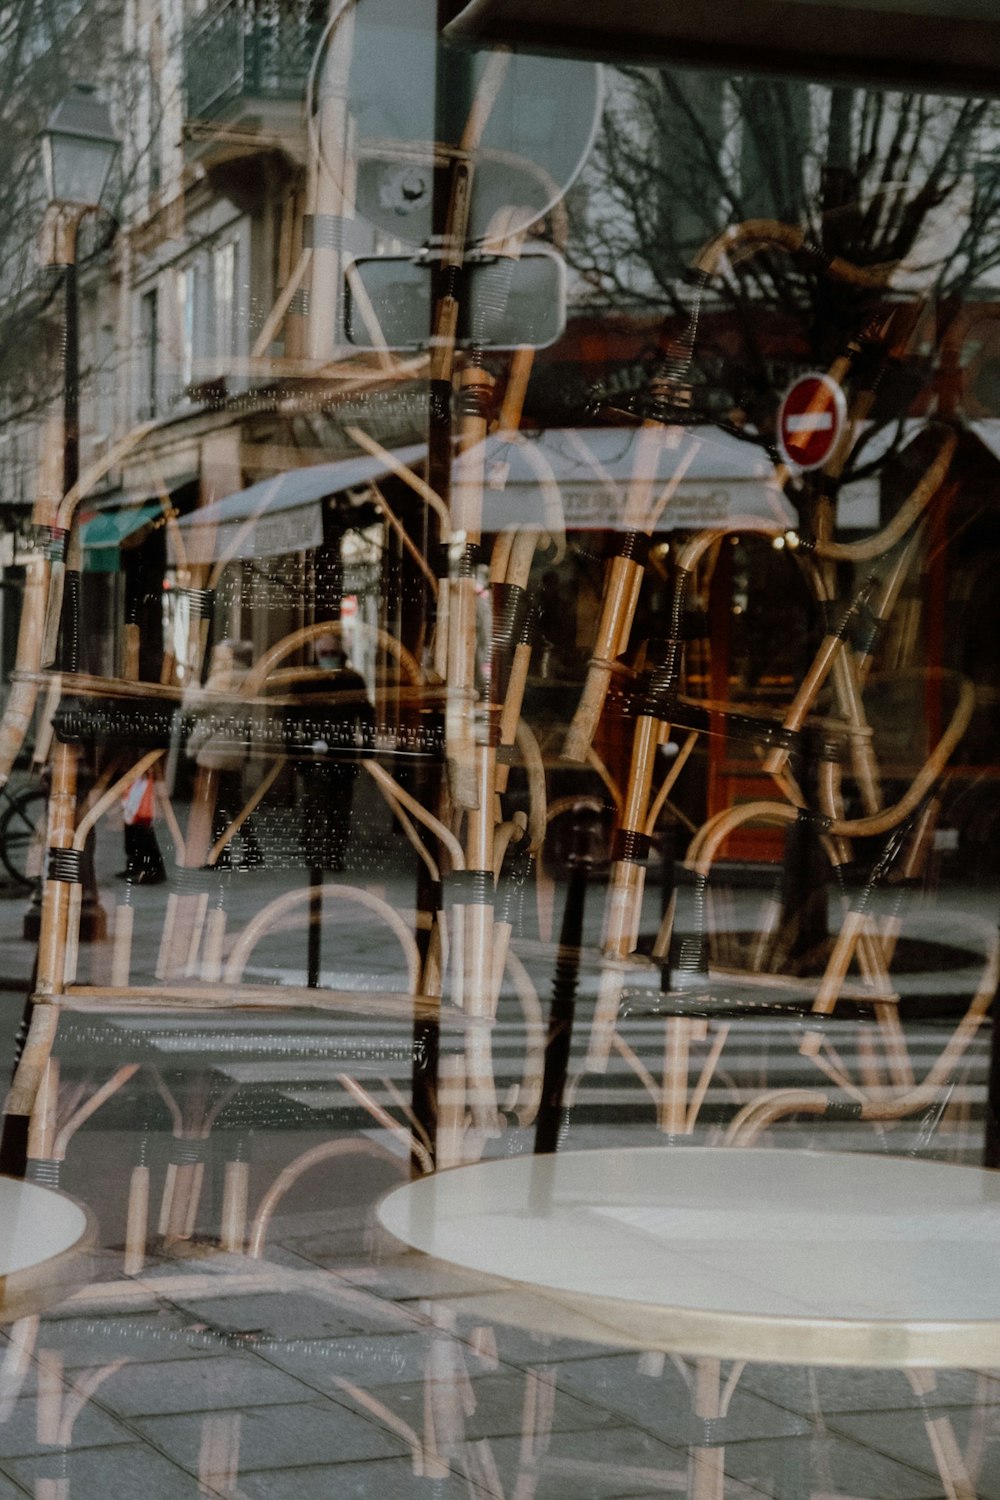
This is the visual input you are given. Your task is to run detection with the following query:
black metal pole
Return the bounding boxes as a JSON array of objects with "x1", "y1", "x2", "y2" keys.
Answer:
[
  {"x1": 534, "y1": 853, "x2": 589, "y2": 1155},
  {"x1": 24, "y1": 249, "x2": 106, "y2": 942},
  {"x1": 410, "y1": 760, "x2": 441, "y2": 1173},
  {"x1": 405, "y1": 3, "x2": 474, "y2": 1174},
  {"x1": 307, "y1": 866, "x2": 323, "y2": 988},
  {"x1": 983, "y1": 948, "x2": 1000, "y2": 1167},
  {"x1": 57, "y1": 252, "x2": 81, "y2": 677},
  {"x1": 62, "y1": 262, "x2": 79, "y2": 512}
]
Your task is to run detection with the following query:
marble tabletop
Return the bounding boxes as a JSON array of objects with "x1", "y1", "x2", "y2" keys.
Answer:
[
  {"x1": 378, "y1": 1147, "x2": 1000, "y2": 1366},
  {"x1": 0, "y1": 1176, "x2": 92, "y2": 1321}
]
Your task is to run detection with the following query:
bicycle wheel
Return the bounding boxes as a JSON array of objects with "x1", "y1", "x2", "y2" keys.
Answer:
[{"x1": 0, "y1": 786, "x2": 47, "y2": 889}]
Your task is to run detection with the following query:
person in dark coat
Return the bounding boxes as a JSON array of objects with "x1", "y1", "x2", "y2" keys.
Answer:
[
  {"x1": 285, "y1": 634, "x2": 373, "y2": 872},
  {"x1": 188, "y1": 639, "x2": 261, "y2": 869}
]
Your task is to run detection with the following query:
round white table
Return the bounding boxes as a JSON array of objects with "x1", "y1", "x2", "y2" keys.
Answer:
[
  {"x1": 378, "y1": 1146, "x2": 1000, "y2": 1368},
  {"x1": 0, "y1": 1176, "x2": 92, "y2": 1322}
]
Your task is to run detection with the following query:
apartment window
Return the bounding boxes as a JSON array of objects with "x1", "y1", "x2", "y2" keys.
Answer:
[
  {"x1": 148, "y1": 72, "x2": 162, "y2": 197},
  {"x1": 658, "y1": 72, "x2": 728, "y2": 266},
  {"x1": 149, "y1": 6, "x2": 164, "y2": 197},
  {"x1": 178, "y1": 264, "x2": 196, "y2": 389},
  {"x1": 175, "y1": 239, "x2": 239, "y2": 398},
  {"x1": 213, "y1": 240, "x2": 237, "y2": 360},
  {"x1": 139, "y1": 288, "x2": 158, "y2": 419},
  {"x1": 738, "y1": 78, "x2": 811, "y2": 222}
]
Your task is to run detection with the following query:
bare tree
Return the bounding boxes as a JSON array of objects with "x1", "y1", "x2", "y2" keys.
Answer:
[
  {"x1": 568, "y1": 69, "x2": 1000, "y2": 459},
  {"x1": 0, "y1": 0, "x2": 134, "y2": 436}
]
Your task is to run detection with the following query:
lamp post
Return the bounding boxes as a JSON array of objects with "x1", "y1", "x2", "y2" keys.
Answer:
[
  {"x1": 23, "y1": 84, "x2": 119, "y2": 944},
  {"x1": 39, "y1": 83, "x2": 120, "y2": 540}
]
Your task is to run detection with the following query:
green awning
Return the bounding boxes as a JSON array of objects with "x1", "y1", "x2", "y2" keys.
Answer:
[{"x1": 81, "y1": 503, "x2": 161, "y2": 573}]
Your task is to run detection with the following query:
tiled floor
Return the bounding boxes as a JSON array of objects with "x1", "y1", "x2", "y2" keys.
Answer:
[
  {"x1": 0, "y1": 1104, "x2": 996, "y2": 1499},
  {"x1": 0, "y1": 856, "x2": 996, "y2": 1499}
]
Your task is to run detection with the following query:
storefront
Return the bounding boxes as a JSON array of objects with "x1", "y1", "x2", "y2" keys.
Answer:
[{"x1": 1, "y1": 4, "x2": 1000, "y2": 1497}]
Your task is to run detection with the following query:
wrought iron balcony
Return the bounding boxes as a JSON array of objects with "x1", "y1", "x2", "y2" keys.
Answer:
[{"x1": 184, "y1": 0, "x2": 321, "y2": 122}]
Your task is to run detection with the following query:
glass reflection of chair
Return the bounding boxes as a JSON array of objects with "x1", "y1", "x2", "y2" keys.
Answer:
[
  {"x1": 541, "y1": 217, "x2": 989, "y2": 1163},
  {"x1": 2, "y1": 603, "x2": 454, "y2": 1252},
  {"x1": 384, "y1": 374, "x2": 989, "y2": 1500},
  {"x1": 0, "y1": 166, "x2": 997, "y2": 1500},
  {"x1": 566, "y1": 407, "x2": 984, "y2": 1149},
  {"x1": 0, "y1": 1186, "x2": 486, "y2": 1498}
]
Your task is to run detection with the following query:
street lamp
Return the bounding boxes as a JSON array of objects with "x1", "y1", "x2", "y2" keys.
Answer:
[
  {"x1": 38, "y1": 84, "x2": 120, "y2": 505},
  {"x1": 22, "y1": 85, "x2": 120, "y2": 945},
  {"x1": 40, "y1": 83, "x2": 120, "y2": 212}
]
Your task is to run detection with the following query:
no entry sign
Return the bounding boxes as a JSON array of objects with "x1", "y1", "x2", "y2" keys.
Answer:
[{"x1": 777, "y1": 372, "x2": 847, "y2": 471}]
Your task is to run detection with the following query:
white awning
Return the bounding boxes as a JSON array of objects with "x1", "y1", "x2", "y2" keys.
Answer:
[
  {"x1": 456, "y1": 426, "x2": 796, "y2": 533},
  {"x1": 173, "y1": 426, "x2": 794, "y2": 564},
  {"x1": 173, "y1": 445, "x2": 427, "y2": 564}
]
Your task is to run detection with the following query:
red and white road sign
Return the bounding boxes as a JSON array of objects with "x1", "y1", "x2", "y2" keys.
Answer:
[{"x1": 777, "y1": 372, "x2": 847, "y2": 471}]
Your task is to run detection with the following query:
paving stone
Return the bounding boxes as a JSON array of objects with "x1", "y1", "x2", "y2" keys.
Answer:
[
  {"x1": 823, "y1": 1403, "x2": 985, "y2": 1482},
  {"x1": 134, "y1": 1396, "x2": 406, "y2": 1471},
  {"x1": 167, "y1": 1272, "x2": 429, "y2": 1338},
  {"x1": 235, "y1": 1432, "x2": 692, "y2": 1500},
  {"x1": 468, "y1": 1321, "x2": 619, "y2": 1369},
  {"x1": 485, "y1": 1423, "x2": 688, "y2": 1497},
  {"x1": 359, "y1": 1370, "x2": 619, "y2": 1444},
  {"x1": 92, "y1": 1352, "x2": 310, "y2": 1417},
  {"x1": 252, "y1": 1221, "x2": 376, "y2": 1267},
  {"x1": 259, "y1": 1330, "x2": 469, "y2": 1389},
  {"x1": 718, "y1": 1431, "x2": 947, "y2": 1500},
  {"x1": 24, "y1": 1312, "x2": 221, "y2": 1373},
  {"x1": 159, "y1": 1290, "x2": 359, "y2": 1341},
  {"x1": 140, "y1": 1252, "x2": 425, "y2": 1334},
  {"x1": 555, "y1": 1352, "x2": 811, "y2": 1446},
  {"x1": 254, "y1": 1241, "x2": 333, "y2": 1267},
  {"x1": 741, "y1": 1361, "x2": 991, "y2": 1414},
  {"x1": 338, "y1": 1254, "x2": 498, "y2": 1302},
  {"x1": 234, "y1": 1456, "x2": 488, "y2": 1500},
  {"x1": 303, "y1": 1281, "x2": 431, "y2": 1336},
  {"x1": 957, "y1": 1441, "x2": 1000, "y2": 1499},
  {"x1": 0, "y1": 1395, "x2": 131, "y2": 1458},
  {"x1": 5, "y1": 1445, "x2": 201, "y2": 1500}
]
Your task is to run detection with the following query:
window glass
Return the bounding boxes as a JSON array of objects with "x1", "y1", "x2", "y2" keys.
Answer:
[
  {"x1": 139, "y1": 286, "x2": 158, "y2": 418},
  {"x1": 213, "y1": 239, "x2": 236, "y2": 360},
  {"x1": 5, "y1": 12, "x2": 1000, "y2": 1488}
]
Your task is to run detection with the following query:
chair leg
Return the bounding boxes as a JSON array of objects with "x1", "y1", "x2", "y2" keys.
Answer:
[
  {"x1": 123, "y1": 1163, "x2": 150, "y2": 1275},
  {"x1": 198, "y1": 1412, "x2": 242, "y2": 1496},
  {"x1": 0, "y1": 1316, "x2": 38, "y2": 1419},
  {"x1": 689, "y1": 1358, "x2": 725, "y2": 1500},
  {"x1": 907, "y1": 1368, "x2": 977, "y2": 1500},
  {"x1": 1, "y1": 1002, "x2": 61, "y2": 1177},
  {"x1": 220, "y1": 1159, "x2": 249, "y2": 1253},
  {"x1": 27, "y1": 1056, "x2": 60, "y2": 1174}
]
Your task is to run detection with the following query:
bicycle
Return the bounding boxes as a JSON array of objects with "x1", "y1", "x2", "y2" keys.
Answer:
[{"x1": 0, "y1": 779, "x2": 47, "y2": 889}]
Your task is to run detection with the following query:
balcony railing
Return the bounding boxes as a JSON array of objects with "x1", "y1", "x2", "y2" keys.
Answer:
[{"x1": 184, "y1": 0, "x2": 322, "y2": 121}]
